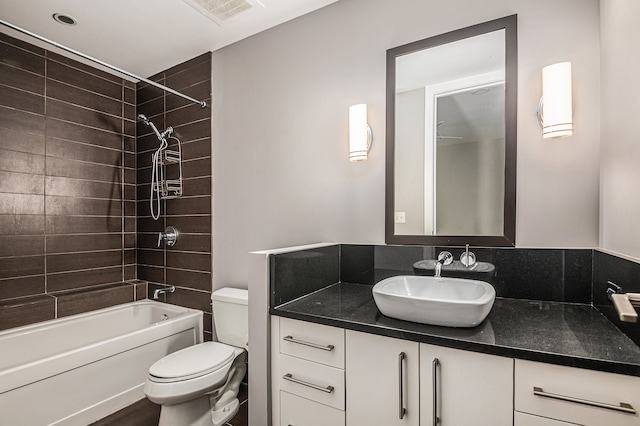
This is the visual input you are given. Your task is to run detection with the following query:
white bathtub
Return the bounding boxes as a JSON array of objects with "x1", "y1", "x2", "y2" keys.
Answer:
[{"x1": 0, "y1": 300, "x2": 203, "y2": 425}]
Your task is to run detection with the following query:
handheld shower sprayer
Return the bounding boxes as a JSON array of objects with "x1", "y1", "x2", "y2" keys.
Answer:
[
  {"x1": 137, "y1": 114, "x2": 182, "y2": 221},
  {"x1": 137, "y1": 113, "x2": 150, "y2": 125},
  {"x1": 137, "y1": 114, "x2": 171, "y2": 143}
]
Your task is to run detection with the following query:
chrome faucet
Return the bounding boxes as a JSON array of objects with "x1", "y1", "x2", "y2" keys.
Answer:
[
  {"x1": 153, "y1": 285, "x2": 175, "y2": 300},
  {"x1": 434, "y1": 251, "x2": 453, "y2": 277},
  {"x1": 157, "y1": 226, "x2": 179, "y2": 247}
]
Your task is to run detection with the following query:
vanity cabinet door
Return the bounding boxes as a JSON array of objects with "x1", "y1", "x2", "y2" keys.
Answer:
[
  {"x1": 346, "y1": 330, "x2": 419, "y2": 426},
  {"x1": 419, "y1": 343, "x2": 513, "y2": 426}
]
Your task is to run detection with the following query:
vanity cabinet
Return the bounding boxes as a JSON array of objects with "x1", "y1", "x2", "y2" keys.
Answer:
[
  {"x1": 514, "y1": 360, "x2": 640, "y2": 426},
  {"x1": 346, "y1": 330, "x2": 420, "y2": 426},
  {"x1": 419, "y1": 343, "x2": 513, "y2": 425},
  {"x1": 272, "y1": 317, "x2": 640, "y2": 426}
]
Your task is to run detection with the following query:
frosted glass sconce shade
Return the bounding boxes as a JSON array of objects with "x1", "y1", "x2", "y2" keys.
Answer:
[
  {"x1": 539, "y1": 62, "x2": 573, "y2": 139},
  {"x1": 349, "y1": 104, "x2": 372, "y2": 161}
]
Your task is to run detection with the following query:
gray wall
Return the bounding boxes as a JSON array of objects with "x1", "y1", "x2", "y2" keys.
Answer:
[
  {"x1": 212, "y1": 0, "x2": 602, "y2": 289},
  {"x1": 600, "y1": 0, "x2": 640, "y2": 260}
]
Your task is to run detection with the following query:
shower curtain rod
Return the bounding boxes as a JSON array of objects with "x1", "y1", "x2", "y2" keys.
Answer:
[{"x1": 0, "y1": 19, "x2": 207, "y2": 108}]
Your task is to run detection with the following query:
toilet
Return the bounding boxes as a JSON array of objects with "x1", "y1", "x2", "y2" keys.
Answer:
[{"x1": 144, "y1": 287, "x2": 248, "y2": 426}]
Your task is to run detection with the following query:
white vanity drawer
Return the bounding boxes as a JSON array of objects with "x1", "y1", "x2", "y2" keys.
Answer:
[
  {"x1": 279, "y1": 317, "x2": 345, "y2": 368},
  {"x1": 278, "y1": 353, "x2": 345, "y2": 410},
  {"x1": 514, "y1": 411, "x2": 576, "y2": 425},
  {"x1": 280, "y1": 391, "x2": 345, "y2": 426},
  {"x1": 515, "y1": 359, "x2": 640, "y2": 426}
]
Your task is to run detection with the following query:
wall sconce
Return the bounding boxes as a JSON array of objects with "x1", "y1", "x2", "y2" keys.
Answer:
[
  {"x1": 537, "y1": 62, "x2": 573, "y2": 139},
  {"x1": 349, "y1": 104, "x2": 373, "y2": 161}
]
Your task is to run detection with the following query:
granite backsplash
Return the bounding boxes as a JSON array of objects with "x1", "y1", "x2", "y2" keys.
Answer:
[{"x1": 270, "y1": 244, "x2": 640, "y2": 346}]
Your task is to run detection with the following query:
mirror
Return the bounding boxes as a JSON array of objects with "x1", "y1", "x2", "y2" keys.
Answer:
[{"x1": 385, "y1": 15, "x2": 517, "y2": 246}]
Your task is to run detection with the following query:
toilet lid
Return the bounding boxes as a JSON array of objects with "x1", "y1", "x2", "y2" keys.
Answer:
[{"x1": 149, "y1": 342, "x2": 235, "y2": 381}]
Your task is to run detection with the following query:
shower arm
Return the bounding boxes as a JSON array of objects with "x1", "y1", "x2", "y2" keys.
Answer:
[{"x1": 0, "y1": 18, "x2": 207, "y2": 109}]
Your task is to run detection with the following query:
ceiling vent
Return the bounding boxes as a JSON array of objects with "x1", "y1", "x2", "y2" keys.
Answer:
[{"x1": 183, "y1": 0, "x2": 263, "y2": 25}]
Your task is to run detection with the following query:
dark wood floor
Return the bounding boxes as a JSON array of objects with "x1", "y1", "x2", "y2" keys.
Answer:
[
  {"x1": 90, "y1": 383, "x2": 248, "y2": 426},
  {"x1": 227, "y1": 383, "x2": 248, "y2": 426}
]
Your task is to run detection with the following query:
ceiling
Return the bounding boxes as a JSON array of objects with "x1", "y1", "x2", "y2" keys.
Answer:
[{"x1": 0, "y1": 0, "x2": 339, "y2": 78}]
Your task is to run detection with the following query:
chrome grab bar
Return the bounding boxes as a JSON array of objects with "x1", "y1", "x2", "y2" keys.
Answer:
[
  {"x1": 283, "y1": 335, "x2": 334, "y2": 351},
  {"x1": 533, "y1": 387, "x2": 636, "y2": 414},
  {"x1": 282, "y1": 373, "x2": 334, "y2": 393},
  {"x1": 398, "y1": 352, "x2": 406, "y2": 419},
  {"x1": 433, "y1": 358, "x2": 440, "y2": 425}
]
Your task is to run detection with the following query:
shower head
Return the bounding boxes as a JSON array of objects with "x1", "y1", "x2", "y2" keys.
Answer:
[{"x1": 137, "y1": 114, "x2": 166, "y2": 143}]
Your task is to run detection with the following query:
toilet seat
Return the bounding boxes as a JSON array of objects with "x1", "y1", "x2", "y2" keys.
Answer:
[{"x1": 149, "y1": 342, "x2": 235, "y2": 383}]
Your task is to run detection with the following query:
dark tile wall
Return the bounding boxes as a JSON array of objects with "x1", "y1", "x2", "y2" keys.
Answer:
[
  {"x1": 0, "y1": 33, "x2": 141, "y2": 330},
  {"x1": 136, "y1": 53, "x2": 213, "y2": 340}
]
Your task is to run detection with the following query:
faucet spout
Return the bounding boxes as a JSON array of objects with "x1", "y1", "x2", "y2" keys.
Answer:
[
  {"x1": 434, "y1": 251, "x2": 453, "y2": 278},
  {"x1": 435, "y1": 262, "x2": 443, "y2": 278},
  {"x1": 153, "y1": 285, "x2": 175, "y2": 300}
]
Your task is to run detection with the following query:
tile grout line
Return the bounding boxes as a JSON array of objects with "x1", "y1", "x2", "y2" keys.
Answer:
[
  {"x1": 43, "y1": 49, "x2": 48, "y2": 298},
  {"x1": 122, "y1": 80, "x2": 126, "y2": 285}
]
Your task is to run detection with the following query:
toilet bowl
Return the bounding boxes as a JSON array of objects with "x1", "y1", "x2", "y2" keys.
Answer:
[{"x1": 144, "y1": 288, "x2": 248, "y2": 426}]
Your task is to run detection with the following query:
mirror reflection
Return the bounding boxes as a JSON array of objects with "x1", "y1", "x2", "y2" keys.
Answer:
[{"x1": 386, "y1": 16, "x2": 517, "y2": 246}]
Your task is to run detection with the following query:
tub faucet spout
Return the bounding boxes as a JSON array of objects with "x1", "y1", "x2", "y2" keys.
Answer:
[{"x1": 153, "y1": 285, "x2": 175, "y2": 300}]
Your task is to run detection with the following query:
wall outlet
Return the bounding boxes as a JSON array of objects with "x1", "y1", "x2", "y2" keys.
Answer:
[{"x1": 395, "y1": 212, "x2": 406, "y2": 223}]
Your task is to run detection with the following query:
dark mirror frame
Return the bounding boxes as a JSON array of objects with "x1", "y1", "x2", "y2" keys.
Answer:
[{"x1": 385, "y1": 15, "x2": 518, "y2": 247}]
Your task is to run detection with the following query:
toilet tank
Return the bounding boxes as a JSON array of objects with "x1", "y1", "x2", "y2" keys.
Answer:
[{"x1": 211, "y1": 287, "x2": 248, "y2": 349}]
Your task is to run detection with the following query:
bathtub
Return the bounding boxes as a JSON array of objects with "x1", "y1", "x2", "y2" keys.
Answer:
[{"x1": 0, "y1": 300, "x2": 203, "y2": 425}]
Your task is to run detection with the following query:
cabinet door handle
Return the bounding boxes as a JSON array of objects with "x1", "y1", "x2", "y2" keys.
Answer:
[
  {"x1": 533, "y1": 387, "x2": 636, "y2": 414},
  {"x1": 283, "y1": 373, "x2": 334, "y2": 393},
  {"x1": 283, "y1": 335, "x2": 335, "y2": 351},
  {"x1": 398, "y1": 352, "x2": 406, "y2": 419},
  {"x1": 433, "y1": 358, "x2": 440, "y2": 425}
]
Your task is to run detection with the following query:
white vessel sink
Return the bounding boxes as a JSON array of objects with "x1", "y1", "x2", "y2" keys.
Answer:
[{"x1": 372, "y1": 275, "x2": 496, "y2": 328}]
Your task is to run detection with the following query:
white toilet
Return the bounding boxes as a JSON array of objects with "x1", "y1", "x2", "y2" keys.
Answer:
[{"x1": 144, "y1": 287, "x2": 248, "y2": 426}]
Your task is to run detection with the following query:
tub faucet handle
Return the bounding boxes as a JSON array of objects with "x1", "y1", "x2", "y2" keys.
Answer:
[{"x1": 157, "y1": 226, "x2": 179, "y2": 247}]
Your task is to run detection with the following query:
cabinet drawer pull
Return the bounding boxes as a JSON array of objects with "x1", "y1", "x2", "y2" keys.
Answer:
[
  {"x1": 283, "y1": 373, "x2": 334, "y2": 393},
  {"x1": 433, "y1": 358, "x2": 440, "y2": 425},
  {"x1": 283, "y1": 335, "x2": 335, "y2": 351},
  {"x1": 533, "y1": 386, "x2": 636, "y2": 414},
  {"x1": 398, "y1": 352, "x2": 406, "y2": 419}
]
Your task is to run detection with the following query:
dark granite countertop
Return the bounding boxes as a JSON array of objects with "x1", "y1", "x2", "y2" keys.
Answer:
[{"x1": 271, "y1": 282, "x2": 640, "y2": 377}]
